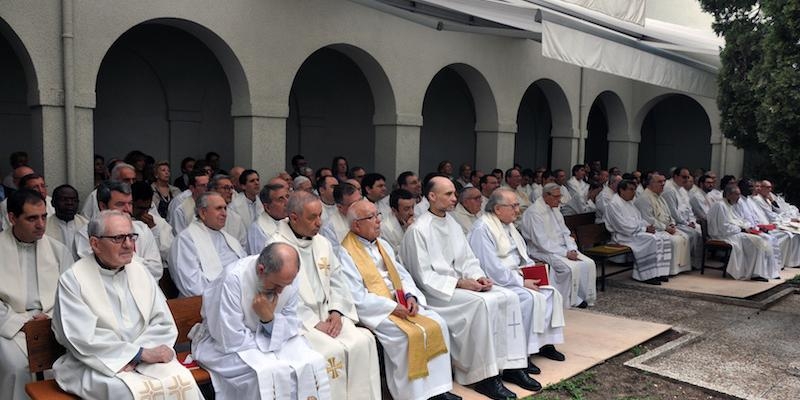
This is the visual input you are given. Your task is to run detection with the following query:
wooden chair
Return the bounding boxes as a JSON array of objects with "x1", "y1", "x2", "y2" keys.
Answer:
[
  {"x1": 575, "y1": 223, "x2": 633, "y2": 291},
  {"x1": 702, "y1": 239, "x2": 733, "y2": 277},
  {"x1": 24, "y1": 295, "x2": 210, "y2": 399},
  {"x1": 23, "y1": 319, "x2": 77, "y2": 400},
  {"x1": 698, "y1": 218, "x2": 733, "y2": 277}
]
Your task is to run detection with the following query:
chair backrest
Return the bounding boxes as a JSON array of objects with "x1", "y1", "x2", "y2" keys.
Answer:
[
  {"x1": 563, "y1": 212, "x2": 597, "y2": 236},
  {"x1": 575, "y1": 223, "x2": 611, "y2": 250},
  {"x1": 23, "y1": 319, "x2": 66, "y2": 374},
  {"x1": 167, "y1": 296, "x2": 203, "y2": 345}
]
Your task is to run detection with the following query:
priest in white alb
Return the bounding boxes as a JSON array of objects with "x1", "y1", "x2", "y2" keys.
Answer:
[
  {"x1": 247, "y1": 182, "x2": 290, "y2": 255},
  {"x1": 451, "y1": 186, "x2": 483, "y2": 234},
  {"x1": 74, "y1": 181, "x2": 164, "y2": 280},
  {"x1": 380, "y1": 189, "x2": 416, "y2": 255},
  {"x1": 0, "y1": 190, "x2": 73, "y2": 400},
  {"x1": 191, "y1": 243, "x2": 331, "y2": 400},
  {"x1": 468, "y1": 188, "x2": 566, "y2": 382},
  {"x1": 661, "y1": 168, "x2": 703, "y2": 268},
  {"x1": 52, "y1": 210, "x2": 202, "y2": 399},
  {"x1": 229, "y1": 169, "x2": 264, "y2": 224},
  {"x1": 168, "y1": 171, "x2": 209, "y2": 235},
  {"x1": 400, "y1": 176, "x2": 536, "y2": 400},
  {"x1": 320, "y1": 182, "x2": 362, "y2": 246},
  {"x1": 339, "y1": 200, "x2": 458, "y2": 400},
  {"x1": 45, "y1": 184, "x2": 89, "y2": 249},
  {"x1": 266, "y1": 191, "x2": 380, "y2": 400},
  {"x1": 603, "y1": 180, "x2": 673, "y2": 285},
  {"x1": 169, "y1": 192, "x2": 246, "y2": 297},
  {"x1": 520, "y1": 184, "x2": 597, "y2": 309},
  {"x1": 707, "y1": 185, "x2": 777, "y2": 281},
  {"x1": 634, "y1": 173, "x2": 691, "y2": 275}
]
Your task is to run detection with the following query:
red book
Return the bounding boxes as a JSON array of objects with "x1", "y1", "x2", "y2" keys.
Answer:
[
  {"x1": 521, "y1": 264, "x2": 549, "y2": 286},
  {"x1": 180, "y1": 353, "x2": 199, "y2": 370},
  {"x1": 396, "y1": 289, "x2": 407, "y2": 307},
  {"x1": 758, "y1": 224, "x2": 776, "y2": 232}
]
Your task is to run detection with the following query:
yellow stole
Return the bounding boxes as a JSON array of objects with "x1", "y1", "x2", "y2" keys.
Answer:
[{"x1": 341, "y1": 232, "x2": 447, "y2": 380}]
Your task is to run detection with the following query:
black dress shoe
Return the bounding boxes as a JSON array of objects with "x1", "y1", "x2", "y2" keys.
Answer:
[
  {"x1": 429, "y1": 392, "x2": 462, "y2": 400},
  {"x1": 538, "y1": 344, "x2": 566, "y2": 361},
  {"x1": 658, "y1": 276, "x2": 669, "y2": 282},
  {"x1": 473, "y1": 375, "x2": 517, "y2": 400},
  {"x1": 751, "y1": 276, "x2": 769, "y2": 282},
  {"x1": 502, "y1": 369, "x2": 542, "y2": 392},
  {"x1": 576, "y1": 300, "x2": 588, "y2": 309},
  {"x1": 527, "y1": 359, "x2": 541, "y2": 374},
  {"x1": 643, "y1": 278, "x2": 662, "y2": 285}
]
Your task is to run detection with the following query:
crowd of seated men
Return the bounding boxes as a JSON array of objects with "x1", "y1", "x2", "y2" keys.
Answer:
[{"x1": 1, "y1": 148, "x2": 796, "y2": 400}]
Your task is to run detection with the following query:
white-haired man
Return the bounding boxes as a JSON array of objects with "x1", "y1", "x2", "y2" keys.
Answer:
[{"x1": 521, "y1": 183, "x2": 597, "y2": 309}]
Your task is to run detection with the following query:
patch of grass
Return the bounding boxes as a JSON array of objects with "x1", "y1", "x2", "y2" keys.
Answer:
[
  {"x1": 615, "y1": 397, "x2": 657, "y2": 400},
  {"x1": 543, "y1": 371, "x2": 596, "y2": 400},
  {"x1": 631, "y1": 345, "x2": 647, "y2": 357},
  {"x1": 786, "y1": 274, "x2": 800, "y2": 284},
  {"x1": 528, "y1": 394, "x2": 561, "y2": 400}
]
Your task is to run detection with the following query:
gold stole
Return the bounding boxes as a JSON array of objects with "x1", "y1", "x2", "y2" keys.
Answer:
[{"x1": 341, "y1": 232, "x2": 447, "y2": 380}]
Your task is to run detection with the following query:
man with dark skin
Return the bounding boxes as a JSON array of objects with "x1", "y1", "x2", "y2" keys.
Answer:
[{"x1": 45, "y1": 185, "x2": 88, "y2": 249}]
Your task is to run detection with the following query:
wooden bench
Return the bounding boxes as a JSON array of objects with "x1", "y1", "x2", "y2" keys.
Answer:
[
  {"x1": 575, "y1": 223, "x2": 634, "y2": 291},
  {"x1": 563, "y1": 212, "x2": 597, "y2": 237},
  {"x1": 24, "y1": 296, "x2": 210, "y2": 399}
]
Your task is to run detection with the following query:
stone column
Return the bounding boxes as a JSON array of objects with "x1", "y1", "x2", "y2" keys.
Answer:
[
  {"x1": 475, "y1": 121, "x2": 517, "y2": 172},
  {"x1": 374, "y1": 113, "x2": 422, "y2": 180}
]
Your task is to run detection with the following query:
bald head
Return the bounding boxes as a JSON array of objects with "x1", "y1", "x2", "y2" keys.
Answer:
[
  {"x1": 13, "y1": 166, "x2": 34, "y2": 186},
  {"x1": 269, "y1": 176, "x2": 289, "y2": 190},
  {"x1": 427, "y1": 176, "x2": 457, "y2": 215}
]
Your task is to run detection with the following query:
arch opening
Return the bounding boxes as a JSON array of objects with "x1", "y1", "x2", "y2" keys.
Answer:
[
  {"x1": 637, "y1": 94, "x2": 711, "y2": 173},
  {"x1": 420, "y1": 66, "x2": 477, "y2": 175},
  {"x1": 94, "y1": 23, "x2": 236, "y2": 177},
  {"x1": 286, "y1": 46, "x2": 378, "y2": 174}
]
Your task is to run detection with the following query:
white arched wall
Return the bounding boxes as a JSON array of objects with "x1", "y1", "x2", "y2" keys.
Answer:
[
  {"x1": 587, "y1": 91, "x2": 629, "y2": 170},
  {"x1": 287, "y1": 43, "x2": 396, "y2": 173},
  {"x1": 633, "y1": 91, "x2": 720, "y2": 175},
  {"x1": 4, "y1": 0, "x2": 712, "y2": 191},
  {"x1": 0, "y1": 18, "x2": 38, "y2": 176}
]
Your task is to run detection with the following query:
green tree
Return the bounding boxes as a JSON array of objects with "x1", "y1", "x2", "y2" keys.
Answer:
[{"x1": 700, "y1": 0, "x2": 800, "y2": 201}]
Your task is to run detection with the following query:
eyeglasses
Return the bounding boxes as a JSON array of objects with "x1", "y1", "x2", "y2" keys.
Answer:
[
  {"x1": 498, "y1": 203, "x2": 521, "y2": 209},
  {"x1": 355, "y1": 212, "x2": 382, "y2": 222},
  {"x1": 217, "y1": 185, "x2": 235, "y2": 191},
  {"x1": 95, "y1": 233, "x2": 139, "y2": 244}
]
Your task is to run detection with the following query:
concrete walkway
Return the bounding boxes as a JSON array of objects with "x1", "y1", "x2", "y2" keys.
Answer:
[{"x1": 593, "y1": 279, "x2": 800, "y2": 400}]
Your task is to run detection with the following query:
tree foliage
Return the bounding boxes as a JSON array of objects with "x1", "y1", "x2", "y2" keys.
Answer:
[{"x1": 700, "y1": 0, "x2": 800, "y2": 201}]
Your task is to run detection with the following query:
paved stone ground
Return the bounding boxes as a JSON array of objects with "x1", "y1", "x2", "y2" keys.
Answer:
[{"x1": 590, "y1": 280, "x2": 800, "y2": 400}]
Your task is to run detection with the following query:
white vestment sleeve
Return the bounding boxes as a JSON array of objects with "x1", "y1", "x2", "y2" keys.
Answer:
[
  {"x1": 246, "y1": 223, "x2": 268, "y2": 256},
  {"x1": 605, "y1": 196, "x2": 646, "y2": 236},
  {"x1": 468, "y1": 226, "x2": 524, "y2": 288},
  {"x1": 134, "y1": 222, "x2": 164, "y2": 280},
  {"x1": 337, "y1": 249, "x2": 396, "y2": 329},
  {"x1": 168, "y1": 234, "x2": 209, "y2": 297},
  {"x1": 399, "y1": 227, "x2": 459, "y2": 302},
  {"x1": 52, "y1": 269, "x2": 177, "y2": 376},
  {"x1": 634, "y1": 195, "x2": 661, "y2": 228}
]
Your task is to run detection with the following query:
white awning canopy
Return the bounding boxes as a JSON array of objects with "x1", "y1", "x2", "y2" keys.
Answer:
[{"x1": 348, "y1": 0, "x2": 723, "y2": 97}]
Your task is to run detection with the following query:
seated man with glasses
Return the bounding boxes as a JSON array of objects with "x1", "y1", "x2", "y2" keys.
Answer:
[
  {"x1": 339, "y1": 199, "x2": 459, "y2": 400},
  {"x1": 169, "y1": 192, "x2": 246, "y2": 297},
  {"x1": 521, "y1": 183, "x2": 597, "y2": 309},
  {"x1": 74, "y1": 180, "x2": 163, "y2": 280},
  {"x1": 468, "y1": 187, "x2": 566, "y2": 386},
  {"x1": 451, "y1": 186, "x2": 483, "y2": 234},
  {"x1": 52, "y1": 210, "x2": 203, "y2": 400}
]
